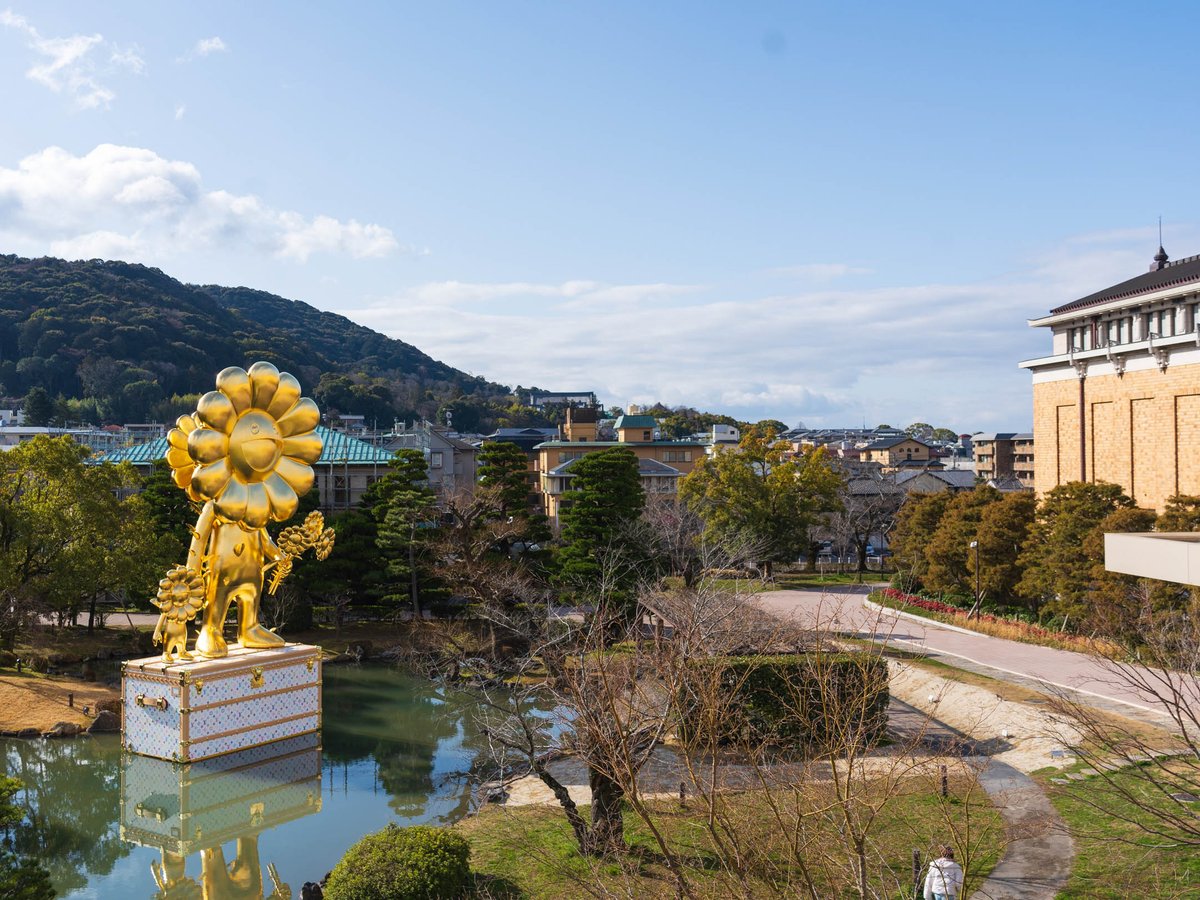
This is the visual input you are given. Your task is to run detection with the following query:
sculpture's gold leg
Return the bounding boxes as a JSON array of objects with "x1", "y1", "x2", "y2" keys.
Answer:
[{"x1": 195, "y1": 625, "x2": 227, "y2": 659}]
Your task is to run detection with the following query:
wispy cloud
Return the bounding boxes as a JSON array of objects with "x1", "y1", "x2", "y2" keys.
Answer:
[
  {"x1": 343, "y1": 231, "x2": 1185, "y2": 430},
  {"x1": 179, "y1": 36, "x2": 228, "y2": 62},
  {"x1": 0, "y1": 143, "x2": 407, "y2": 263},
  {"x1": 0, "y1": 8, "x2": 139, "y2": 109},
  {"x1": 174, "y1": 104, "x2": 186, "y2": 121}
]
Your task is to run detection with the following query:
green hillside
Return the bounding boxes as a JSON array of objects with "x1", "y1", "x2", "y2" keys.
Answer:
[{"x1": 0, "y1": 254, "x2": 509, "y2": 425}]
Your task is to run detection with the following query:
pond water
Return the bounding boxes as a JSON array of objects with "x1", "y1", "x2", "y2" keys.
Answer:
[{"x1": 1, "y1": 665, "x2": 498, "y2": 899}]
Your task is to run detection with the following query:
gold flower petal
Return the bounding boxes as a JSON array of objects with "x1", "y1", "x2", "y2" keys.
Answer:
[
  {"x1": 166, "y1": 446, "x2": 193, "y2": 470},
  {"x1": 244, "y1": 482, "x2": 270, "y2": 529},
  {"x1": 266, "y1": 372, "x2": 302, "y2": 419},
  {"x1": 274, "y1": 456, "x2": 315, "y2": 496},
  {"x1": 187, "y1": 428, "x2": 230, "y2": 465},
  {"x1": 276, "y1": 398, "x2": 320, "y2": 437},
  {"x1": 170, "y1": 467, "x2": 194, "y2": 490},
  {"x1": 263, "y1": 472, "x2": 299, "y2": 521},
  {"x1": 281, "y1": 432, "x2": 323, "y2": 464},
  {"x1": 216, "y1": 366, "x2": 253, "y2": 413},
  {"x1": 248, "y1": 361, "x2": 280, "y2": 410},
  {"x1": 197, "y1": 390, "x2": 238, "y2": 435},
  {"x1": 167, "y1": 427, "x2": 190, "y2": 451},
  {"x1": 214, "y1": 476, "x2": 248, "y2": 521},
  {"x1": 176, "y1": 414, "x2": 197, "y2": 434},
  {"x1": 192, "y1": 458, "x2": 232, "y2": 498}
]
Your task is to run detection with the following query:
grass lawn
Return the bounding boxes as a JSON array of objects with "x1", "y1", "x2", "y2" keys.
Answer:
[
  {"x1": 460, "y1": 781, "x2": 1004, "y2": 898},
  {"x1": 1041, "y1": 762, "x2": 1200, "y2": 899}
]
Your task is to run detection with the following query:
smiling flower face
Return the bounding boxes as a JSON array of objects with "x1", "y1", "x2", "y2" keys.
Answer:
[{"x1": 165, "y1": 362, "x2": 323, "y2": 528}]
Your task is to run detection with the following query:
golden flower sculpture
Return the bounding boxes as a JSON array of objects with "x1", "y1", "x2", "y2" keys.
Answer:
[
  {"x1": 151, "y1": 566, "x2": 206, "y2": 662},
  {"x1": 166, "y1": 362, "x2": 323, "y2": 529},
  {"x1": 160, "y1": 362, "x2": 329, "y2": 659}
]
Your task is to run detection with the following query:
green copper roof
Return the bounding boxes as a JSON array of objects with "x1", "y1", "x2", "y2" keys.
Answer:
[
  {"x1": 93, "y1": 426, "x2": 395, "y2": 466},
  {"x1": 614, "y1": 415, "x2": 658, "y2": 429}
]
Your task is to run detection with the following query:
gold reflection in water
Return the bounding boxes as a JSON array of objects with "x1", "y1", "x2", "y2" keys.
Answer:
[{"x1": 122, "y1": 733, "x2": 321, "y2": 900}]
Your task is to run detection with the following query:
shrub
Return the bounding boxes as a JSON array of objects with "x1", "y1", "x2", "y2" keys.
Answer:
[
  {"x1": 679, "y1": 652, "x2": 889, "y2": 751},
  {"x1": 323, "y1": 824, "x2": 471, "y2": 900}
]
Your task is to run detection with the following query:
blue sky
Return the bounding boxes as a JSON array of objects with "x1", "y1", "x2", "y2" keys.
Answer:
[{"x1": 2, "y1": 2, "x2": 1199, "y2": 430}]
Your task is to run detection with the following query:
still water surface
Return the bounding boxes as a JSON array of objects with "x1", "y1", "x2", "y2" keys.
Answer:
[{"x1": 1, "y1": 665, "x2": 492, "y2": 899}]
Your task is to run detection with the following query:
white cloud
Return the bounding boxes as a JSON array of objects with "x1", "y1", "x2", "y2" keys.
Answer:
[
  {"x1": 0, "y1": 8, "x2": 135, "y2": 109},
  {"x1": 109, "y1": 44, "x2": 145, "y2": 74},
  {"x1": 346, "y1": 231, "x2": 1179, "y2": 430},
  {"x1": 174, "y1": 103, "x2": 186, "y2": 121},
  {"x1": 179, "y1": 36, "x2": 228, "y2": 61},
  {"x1": 0, "y1": 143, "x2": 405, "y2": 263}
]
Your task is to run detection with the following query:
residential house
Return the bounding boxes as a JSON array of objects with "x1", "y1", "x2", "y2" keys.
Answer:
[
  {"x1": 386, "y1": 422, "x2": 478, "y2": 495},
  {"x1": 861, "y1": 436, "x2": 932, "y2": 471},
  {"x1": 891, "y1": 469, "x2": 977, "y2": 494}
]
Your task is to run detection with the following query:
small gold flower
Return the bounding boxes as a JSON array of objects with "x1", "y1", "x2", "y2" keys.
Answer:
[
  {"x1": 165, "y1": 362, "x2": 323, "y2": 528},
  {"x1": 154, "y1": 566, "x2": 206, "y2": 622}
]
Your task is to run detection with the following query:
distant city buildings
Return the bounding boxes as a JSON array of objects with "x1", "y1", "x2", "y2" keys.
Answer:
[{"x1": 1022, "y1": 245, "x2": 1200, "y2": 509}]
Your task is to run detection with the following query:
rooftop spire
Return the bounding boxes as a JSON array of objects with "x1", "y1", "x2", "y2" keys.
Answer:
[{"x1": 1151, "y1": 220, "x2": 1169, "y2": 271}]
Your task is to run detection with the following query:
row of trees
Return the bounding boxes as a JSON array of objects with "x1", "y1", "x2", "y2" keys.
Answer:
[
  {"x1": 891, "y1": 480, "x2": 1200, "y2": 625},
  {"x1": 0, "y1": 436, "x2": 175, "y2": 647}
]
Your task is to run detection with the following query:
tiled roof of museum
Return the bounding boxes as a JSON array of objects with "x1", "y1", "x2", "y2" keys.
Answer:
[{"x1": 1050, "y1": 250, "x2": 1200, "y2": 315}]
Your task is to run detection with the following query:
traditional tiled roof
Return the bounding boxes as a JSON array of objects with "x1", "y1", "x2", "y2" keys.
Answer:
[
  {"x1": 94, "y1": 426, "x2": 394, "y2": 466},
  {"x1": 1049, "y1": 252, "x2": 1200, "y2": 315},
  {"x1": 863, "y1": 436, "x2": 927, "y2": 451},
  {"x1": 546, "y1": 455, "x2": 683, "y2": 478}
]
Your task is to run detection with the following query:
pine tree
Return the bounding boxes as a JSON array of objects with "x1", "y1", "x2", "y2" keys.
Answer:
[{"x1": 556, "y1": 448, "x2": 645, "y2": 612}]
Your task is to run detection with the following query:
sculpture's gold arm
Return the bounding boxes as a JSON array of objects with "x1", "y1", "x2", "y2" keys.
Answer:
[{"x1": 186, "y1": 500, "x2": 216, "y2": 573}]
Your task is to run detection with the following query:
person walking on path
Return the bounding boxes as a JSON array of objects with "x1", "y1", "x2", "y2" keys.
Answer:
[{"x1": 923, "y1": 846, "x2": 964, "y2": 900}]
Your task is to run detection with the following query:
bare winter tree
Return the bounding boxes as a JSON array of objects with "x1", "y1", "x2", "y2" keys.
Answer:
[
  {"x1": 1049, "y1": 584, "x2": 1200, "y2": 852},
  {"x1": 827, "y1": 471, "x2": 906, "y2": 574}
]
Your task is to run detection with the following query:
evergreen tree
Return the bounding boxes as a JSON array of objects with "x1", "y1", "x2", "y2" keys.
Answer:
[
  {"x1": 555, "y1": 448, "x2": 645, "y2": 611},
  {"x1": 371, "y1": 450, "x2": 437, "y2": 615},
  {"x1": 477, "y1": 440, "x2": 532, "y2": 518},
  {"x1": 22, "y1": 386, "x2": 52, "y2": 426},
  {"x1": 889, "y1": 491, "x2": 951, "y2": 589},
  {"x1": 1018, "y1": 481, "x2": 1134, "y2": 619}
]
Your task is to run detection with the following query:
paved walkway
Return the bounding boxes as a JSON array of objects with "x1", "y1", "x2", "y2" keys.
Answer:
[
  {"x1": 972, "y1": 760, "x2": 1072, "y2": 900},
  {"x1": 758, "y1": 586, "x2": 1175, "y2": 725}
]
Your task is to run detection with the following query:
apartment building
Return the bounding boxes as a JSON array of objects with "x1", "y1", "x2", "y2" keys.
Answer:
[
  {"x1": 973, "y1": 432, "x2": 1035, "y2": 488},
  {"x1": 1021, "y1": 246, "x2": 1200, "y2": 509}
]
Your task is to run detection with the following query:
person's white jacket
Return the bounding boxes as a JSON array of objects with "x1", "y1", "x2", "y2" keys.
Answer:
[{"x1": 923, "y1": 855, "x2": 964, "y2": 899}]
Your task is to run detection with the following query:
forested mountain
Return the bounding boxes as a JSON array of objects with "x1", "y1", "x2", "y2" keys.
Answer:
[{"x1": 0, "y1": 254, "x2": 510, "y2": 425}]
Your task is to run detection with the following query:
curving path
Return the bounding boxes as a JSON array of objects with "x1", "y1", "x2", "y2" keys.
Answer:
[
  {"x1": 758, "y1": 587, "x2": 1098, "y2": 899},
  {"x1": 758, "y1": 585, "x2": 1175, "y2": 727}
]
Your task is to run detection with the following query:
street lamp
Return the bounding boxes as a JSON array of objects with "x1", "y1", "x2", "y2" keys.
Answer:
[{"x1": 967, "y1": 540, "x2": 981, "y2": 619}]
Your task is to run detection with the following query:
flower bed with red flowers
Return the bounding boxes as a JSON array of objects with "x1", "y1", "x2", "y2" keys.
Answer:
[{"x1": 871, "y1": 588, "x2": 1112, "y2": 654}]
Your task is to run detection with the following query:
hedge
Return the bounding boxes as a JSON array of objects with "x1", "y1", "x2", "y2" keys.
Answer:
[
  {"x1": 678, "y1": 652, "x2": 889, "y2": 751},
  {"x1": 323, "y1": 824, "x2": 471, "y2": 900}
]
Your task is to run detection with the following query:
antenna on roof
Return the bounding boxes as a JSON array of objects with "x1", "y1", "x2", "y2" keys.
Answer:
[{"x1": 1159, "y1": 216, "x2": 1163, "y2": 247}]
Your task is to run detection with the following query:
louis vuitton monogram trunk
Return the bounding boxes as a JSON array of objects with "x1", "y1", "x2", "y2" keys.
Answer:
[{"x1": 121, "y1": 643, "x2": 322, "y2": 762}]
